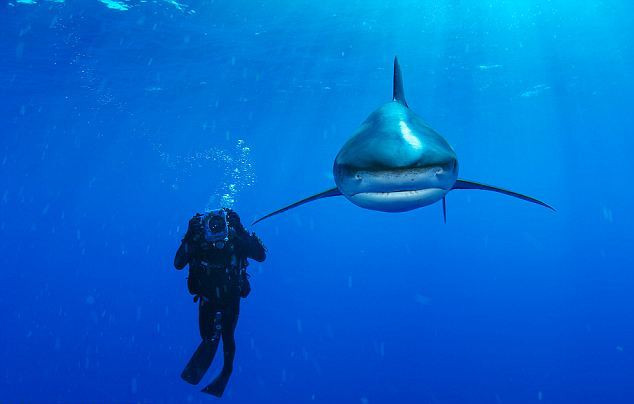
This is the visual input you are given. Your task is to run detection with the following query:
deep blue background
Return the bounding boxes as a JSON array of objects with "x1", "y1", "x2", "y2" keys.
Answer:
[{"x1": 1, "y1": 0, "x2": 633, "y2": 402}]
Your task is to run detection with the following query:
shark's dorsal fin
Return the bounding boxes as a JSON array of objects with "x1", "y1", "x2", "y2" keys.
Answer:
[{"x1": 393, "y1": 56, "x2": 408, "y2": 107}]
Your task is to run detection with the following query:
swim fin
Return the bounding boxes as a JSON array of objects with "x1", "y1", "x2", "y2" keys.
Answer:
[
  {"x1": 201, "y1": 371, "x2": 231, "y2": 397},
  {"x1": 180, "y1": 339, "x2": 219, "y2": 385}
]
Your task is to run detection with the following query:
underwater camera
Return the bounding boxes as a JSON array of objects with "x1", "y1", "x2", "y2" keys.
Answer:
[{"x1": 201, "y1": 209, "x2": 229, "y2": 248}]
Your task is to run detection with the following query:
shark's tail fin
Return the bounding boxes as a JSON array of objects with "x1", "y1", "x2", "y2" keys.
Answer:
[{"x1": 393, "y1": 56, "x2": 408, "y2": 107}]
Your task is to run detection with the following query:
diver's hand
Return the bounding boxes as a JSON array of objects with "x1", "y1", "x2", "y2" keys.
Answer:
[
  {"x1": 227, "y1": 209, "x2": 248, "y2": 236},
  {"x1": 226, "y1": 209, "x2": 241, "y2": 227},
  {"x1": 184, "y1": 213, "x2": 204, "y2": 242}
]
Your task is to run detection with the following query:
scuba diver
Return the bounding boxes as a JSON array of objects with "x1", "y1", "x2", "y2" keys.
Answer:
[{"x1": 174, "y1": 208, "x2": 266, "y2": 397}]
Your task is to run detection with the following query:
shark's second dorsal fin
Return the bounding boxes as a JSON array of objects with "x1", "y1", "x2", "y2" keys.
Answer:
[{"x1": 393, "y1": 56, "x2": 408, "y2": 107}]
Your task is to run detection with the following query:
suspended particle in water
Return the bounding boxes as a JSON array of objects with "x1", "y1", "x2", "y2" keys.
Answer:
[{"x1": 414, "y1": 294, "x2": 431, "y2": 306}]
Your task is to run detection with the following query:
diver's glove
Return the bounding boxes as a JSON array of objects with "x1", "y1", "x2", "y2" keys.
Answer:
[
  {"x1": 226, "y1": 209, "x2": 247, "y2": 236},
  {"x1": 183, "y1": 213, "x2": 204, "y2": 243}
]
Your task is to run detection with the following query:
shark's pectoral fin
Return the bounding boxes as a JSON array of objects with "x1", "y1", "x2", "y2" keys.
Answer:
[
  {"x1": 253, "y1": 187, "x2": 342, "y2": 224},
  {"x1": 451, "y1": 179, "x2": 554, "y2": 211}
]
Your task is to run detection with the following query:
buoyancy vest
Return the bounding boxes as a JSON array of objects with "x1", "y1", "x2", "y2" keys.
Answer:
[{"x1": 187, "y1": 242, "x2": 249, "y2": 301}]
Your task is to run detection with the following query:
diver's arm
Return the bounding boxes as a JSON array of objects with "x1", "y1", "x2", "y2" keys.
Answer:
[
  {"x1": 246, "y1": 233, "x2": 266, "y2": 262},
  {"x1": 230, "y1": 226, "x2": 266, "y2": 262},
  {"x1": 174, "y1": 214, "x2": 203, "y2": 270},
  {"x1": 237, "y1": 232, "x2": 266, "y2": 262},
  {"x1": 227, "y1": 209, "x2": 266, "y2": 262},
  {"x1": 174, "y1": 241, "x2": 190, "y2": 270}
]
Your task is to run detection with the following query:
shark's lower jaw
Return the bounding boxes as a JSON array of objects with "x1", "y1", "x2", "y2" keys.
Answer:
[{"x1": 346, "y1": 188, "x2": 447, "y2": 212}]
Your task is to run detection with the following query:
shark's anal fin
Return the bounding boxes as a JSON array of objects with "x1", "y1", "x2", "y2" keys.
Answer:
[
  {"x1": 452, "y1": 179, "x2": 554, "y2": 211},
  {"x1": 393, "y1": 56, "x2": 408, "y2": 107},
  {"x1": 442, "y1": 196, "x2": 447, "y2": 223},
  {"x1": 253, "y1": 187, "x2": 342, "y2": 225}
]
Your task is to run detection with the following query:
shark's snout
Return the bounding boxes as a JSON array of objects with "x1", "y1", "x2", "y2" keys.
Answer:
[{"x1": 332, "y1": 101, "x2": 459, "y2": 212}]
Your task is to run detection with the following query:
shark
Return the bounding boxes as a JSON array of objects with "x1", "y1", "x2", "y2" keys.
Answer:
[{"x1": 254, "y1": 57, "x2": 553, "y2": 224}]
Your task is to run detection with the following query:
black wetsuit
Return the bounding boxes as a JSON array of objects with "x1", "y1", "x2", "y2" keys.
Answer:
[{"x1": 174, "y1": 210, "x2": 265, "y2": 396}]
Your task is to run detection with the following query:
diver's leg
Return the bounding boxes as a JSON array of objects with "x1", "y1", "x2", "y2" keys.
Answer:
[
  {"x1": 181, "y1": 299, "x2": 221, "y2": 385},
  {"x1": 201, "y1": 299, "x2": 240, "y2": 396}
]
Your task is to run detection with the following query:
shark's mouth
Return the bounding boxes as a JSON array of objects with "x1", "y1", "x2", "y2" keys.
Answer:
[
  {"x1": 352, "y1": 188, "x2": 437, "y2": 197},
  {"x1": 347, "y1": 187, "x2": 447, "y2": 212},
  {"x1": 336, "y1": 164, "x2": 457, "y2": 194}
]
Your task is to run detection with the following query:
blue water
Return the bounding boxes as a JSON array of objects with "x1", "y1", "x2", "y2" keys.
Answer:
[{"x1": 2, "y1": 1, "x2": 633, "y2": 402}]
